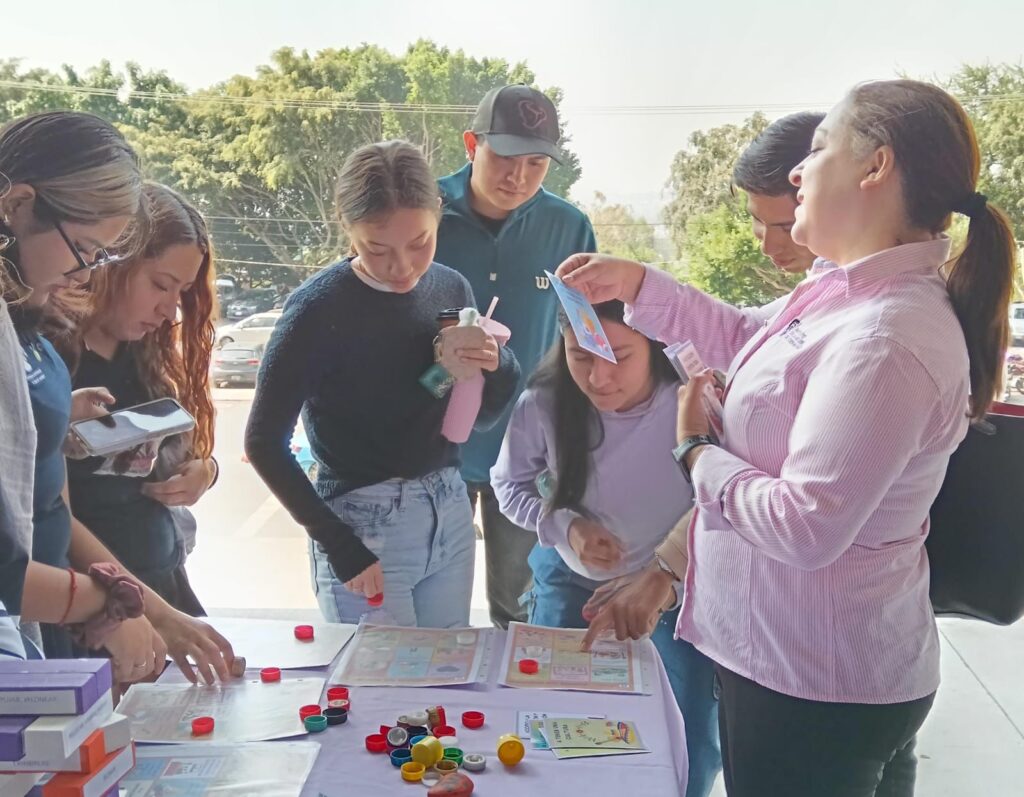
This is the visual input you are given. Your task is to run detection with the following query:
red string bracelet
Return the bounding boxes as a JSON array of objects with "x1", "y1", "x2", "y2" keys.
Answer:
[{"x1": 58, "y1": 568, "x2": 77, "y2": 625}]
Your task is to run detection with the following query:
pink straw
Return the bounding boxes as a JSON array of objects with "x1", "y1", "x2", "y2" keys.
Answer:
[{"x1": 485, "y1": 296, "x2": 499, "y2": 319}]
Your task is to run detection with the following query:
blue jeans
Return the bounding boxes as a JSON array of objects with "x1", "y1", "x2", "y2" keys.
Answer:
[
  {"x1": 524, "y1": 544, "x2": 722, "y2": 797},
  {"x1": 309, "y1": 468, "x2": 476, "y2": 628}
]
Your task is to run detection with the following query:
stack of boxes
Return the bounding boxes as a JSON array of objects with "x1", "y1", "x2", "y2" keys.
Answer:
[{"x1": 0, "y1": 661, "x2": 134, "y2": 797}]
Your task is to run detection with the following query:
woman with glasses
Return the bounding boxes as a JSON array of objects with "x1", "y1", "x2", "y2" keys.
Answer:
[
  {"x1": 50, "y1": 183, "x2": 219, "y2": 619},
  {"x1": 0, "y1": 112, "x2": 234, "y2": 684}
]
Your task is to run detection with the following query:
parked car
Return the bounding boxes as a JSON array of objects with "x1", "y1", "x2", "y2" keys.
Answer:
[
  {"x1": 211, "y1": 344, "x2": 262, "y2": 387},
  {"x1": 1010, "y1": 302, "x2": 1024, "y2": 346},
  {"x1": 215, "y1": 275, "x2": 240, "y2": 306},
  {"x1": 226, "y1": 288, "x2": 280, "y2": 320},
  {"x1": 216, "y1": 311, "x2": 281, "y2": 350}
]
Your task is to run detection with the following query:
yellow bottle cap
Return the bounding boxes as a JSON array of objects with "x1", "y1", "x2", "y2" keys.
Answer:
[
  {"x1": 411, "y1": 736, "x2": 444, "y2": 767},
  {"x1": 497, "y1": 733, "x2": 525, "y2": 766},
  {"x1": 401, "y1": 762, "x2": 426, "y2": 782}
]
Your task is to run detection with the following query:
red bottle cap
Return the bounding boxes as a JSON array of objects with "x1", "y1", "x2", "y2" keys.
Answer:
[
  {"x1": 299, "y1": 704, "x2": 322, "y2": 720},
  {"x1": 435, "y1": 706, "x2": 447, "y2": 727},
  {"x1": 260, "y1": 667, "x2": 281, "y2": 683},
  {"x1": 326, "y1": 686, "x2": 349, "y2": 702},
  {"x1": 518, "y1": 658, "x2": 539, "y2": 674},
  {"x1": 294, "y1": 624, "x2": 315, "y2": 641},
  {"x1": 365, "y1": 733, "x2": 388, "y2": 753},
  {"x1": 461, "y1": 711, "x2": 485, "y2": 729},
  {"x1": 191, "y1": 716, "x2": 214, "y2": 736},
  {"x1": 380, "y1": 724, "x2": 393, "y2": 736},
  {"x1": 432, "y1": 724, "x2": 457, "y2": 738},
  {"x1": 367, "y1": 593, "x2": 384, "y2": 607}
]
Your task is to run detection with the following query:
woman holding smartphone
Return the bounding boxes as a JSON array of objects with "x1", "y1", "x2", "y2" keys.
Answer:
[{"x1": 52, "y1": 183, "x2": 219, "y2": 617}]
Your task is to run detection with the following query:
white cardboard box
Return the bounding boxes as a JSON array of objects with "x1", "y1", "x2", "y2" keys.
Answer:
[
  {"x1": 0, "y1": 714, "x2": 129, "y2": 774},
  {"x1": 22, "y1": 693, "x2": 113, "y2": 761}
]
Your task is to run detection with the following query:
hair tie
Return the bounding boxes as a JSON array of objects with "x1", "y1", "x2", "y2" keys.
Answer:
[{"x1": 954, "y1": 191, "x2": 988, "y2": 220}]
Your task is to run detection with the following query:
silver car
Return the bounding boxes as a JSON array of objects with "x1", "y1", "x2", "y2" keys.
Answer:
[
  {"x1": 217, "y1": 311, "x2": 281, "y2": 350},
  {"x1": 211, "y1": 345, "x2": 262, "y2": 387}
]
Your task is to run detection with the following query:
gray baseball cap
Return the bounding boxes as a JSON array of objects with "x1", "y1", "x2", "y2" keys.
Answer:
[{"x1": 471, "y1": 85, "x2": 563, "y2": 163}]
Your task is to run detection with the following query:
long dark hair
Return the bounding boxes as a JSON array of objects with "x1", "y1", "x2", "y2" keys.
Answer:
[
  {"x1": 843, "y1": 80, "x2": 1016, "y2": 419},
  {"x1": 529, "y1": 300, "x2": 679, "y2": 512}
]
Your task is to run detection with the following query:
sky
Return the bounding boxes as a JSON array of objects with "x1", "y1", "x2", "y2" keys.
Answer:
[{"x1": 7, "y1": 0, "x2": 1024, "y2": 218}]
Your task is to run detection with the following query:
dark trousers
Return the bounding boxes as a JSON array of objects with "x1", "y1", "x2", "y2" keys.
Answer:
[
  {"x1": 466, "y1": 481, "x2": 535, "y2": 629},
  {"x1": 716, "y1": 665, "x2": 933, "y2": 797}
]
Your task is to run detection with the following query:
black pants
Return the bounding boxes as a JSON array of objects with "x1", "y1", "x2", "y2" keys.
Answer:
[
  {"x1": 716, "y1": 665, "x2": 934, "y2": 797},
  {"x1": 466, "y1": 481, "x2": 536, "y2": 629}
]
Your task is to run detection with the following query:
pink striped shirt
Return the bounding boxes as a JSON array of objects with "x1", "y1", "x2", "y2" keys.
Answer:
[{"x1": 625, "y1": 238, "x2": 969, "y2": 703}]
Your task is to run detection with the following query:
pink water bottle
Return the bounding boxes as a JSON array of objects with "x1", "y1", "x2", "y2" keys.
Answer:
[
  {"x1": 440, "y1": 306, "x2": 512, "y2": 444},
  {"x1": 441, "y1": 308, "x2": 485, "y2": 444}
]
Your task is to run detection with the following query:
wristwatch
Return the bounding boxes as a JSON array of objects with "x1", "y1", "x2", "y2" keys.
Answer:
[{"x1": 672, "y1": 434, "x2": 717, "y2": 483}]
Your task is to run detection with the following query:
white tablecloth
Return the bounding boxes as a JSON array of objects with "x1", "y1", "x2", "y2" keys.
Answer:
[{"x1": 157, "y1": 630, "x2": 688, "y2": 796}]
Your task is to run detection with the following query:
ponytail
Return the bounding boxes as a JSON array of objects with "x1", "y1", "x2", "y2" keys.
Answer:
[{"x1": 946, "y1": 199, "x2": 1017, "y2": 419}]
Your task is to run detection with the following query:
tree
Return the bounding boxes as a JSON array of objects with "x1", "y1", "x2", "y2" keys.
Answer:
[
  {"x1": 660, "y1": 113, "x2": 803, "y2": 305},
  {"x1": 0, "y1": 42, "x2": 583, "y2": 285},
  {"x1": 663, "y1": 112, "x2": 769, "y2": 251},
  {"x1": 682, "y1": 203, "x2": 801, "y2": 306},
  {"x1": 586, "y1": 192, "x2": 658, "y2": 262}
]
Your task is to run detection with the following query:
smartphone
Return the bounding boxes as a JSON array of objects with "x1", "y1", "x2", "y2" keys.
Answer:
[{"x1": 69, "y1": 397, "x2": 196, "y2": 458}]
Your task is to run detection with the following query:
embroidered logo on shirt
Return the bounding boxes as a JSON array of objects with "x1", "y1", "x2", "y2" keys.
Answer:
[
  {"x1": 781, "y1": 319, "x2": 807, "y2": 349},
  {"x1": 535, "y1": 276, "x2": 551, "y2": 290}
]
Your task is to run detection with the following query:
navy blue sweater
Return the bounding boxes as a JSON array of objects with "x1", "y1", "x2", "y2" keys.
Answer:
[{"x1": 244, "y1": 260, "x2": 520, "y2": 581}]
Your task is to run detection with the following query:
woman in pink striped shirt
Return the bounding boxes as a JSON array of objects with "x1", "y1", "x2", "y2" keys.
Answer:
[{"x1": 557, "y1": 79, "x2": 1017, "y2": 796}]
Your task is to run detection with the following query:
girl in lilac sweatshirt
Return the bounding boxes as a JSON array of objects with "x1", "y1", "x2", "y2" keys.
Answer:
[{"x1": 491, "y1": 300, "x2": 721, "y2": 797}]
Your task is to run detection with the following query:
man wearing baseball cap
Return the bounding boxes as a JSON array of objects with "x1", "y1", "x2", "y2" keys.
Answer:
[{"x1": 435, "y1": 85, "x2": 596, "y2": 628}]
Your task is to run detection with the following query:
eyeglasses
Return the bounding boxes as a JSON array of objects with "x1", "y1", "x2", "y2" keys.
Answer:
[{"x1": 55, "y1": 219, "x2": 124, "y2": 277}]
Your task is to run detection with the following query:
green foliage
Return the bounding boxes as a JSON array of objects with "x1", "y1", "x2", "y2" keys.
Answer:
[
  {"x1": 0, "y1": 42, "x2": 582, "y2": 285},
  {"x1": 586, "y1": 192, "x2": 658, "y2": 262},
  {"x1": 682, "y1": 203, "x2": 801, "y2": 307}
]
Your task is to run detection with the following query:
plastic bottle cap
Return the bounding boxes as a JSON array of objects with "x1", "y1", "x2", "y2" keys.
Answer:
[
  {"x1": 396, "y1": 715, "x2": 411, "y2": 729},
  {"x1": 260, "y1": 667, "x2": 281, "y2": 683},
  {"x1": 497, "y1": 734, "x2": 526, "y2": 766},
  {"x1": 294, "y1": 624, "x2": 314, "y2": 641},
  {"x1": 390, "y1": 748, "x2": 413, "y2": 768},
  {"x1": 443, "y1": 747, "x2": 464, "y2": 765},
  {"x1": 324, "y1": 707, "x2": 349, "y2": 725},
  {"x1": 463, "y1": 753, "x2": 486, "y2": 772},
  {"x1": 438, "y1": 735, "x2": 459, "y2": 748},
  {"x1": 518, "y1": 658, "x2": 540, "y2": 674},
  {"x1": 421, "y1": 770, "x2": 442, "y2": 787},
  {"x1": 304, "y1": 714, "x2": 328, "y2": 733},
  {"x1": 387, "y1": 727, "x2": 410, "y2": 748},
  {"x1": 401, "y1": 762, "x2": 426, "y2": 782},
  {"x1": 229, "y1": 656, "x2": 246, "y2": 678},
  {"x1": 461, "y1": 711, "x2": 485, "y2": 729},
  {"x1": 191, "y1": 717, "x2": 214, "y2": 736},
  {"x1": 411, "y1": 736, "x2": 444, "y2": 767},
  {"x1": 367, "y1": 593, "x2": 384, "y2": 607},
  {"x1": 326, "y1": 686, "x2": 349, "y2": 701},
  {"x1": 409, "y1": 735, "x2": 428, "y2": 746},
  {"x1": 405, "y1": 725, "x2": 429, "y2": 739},
  {"x1": 435, "y1": 759, "x2": 460, "y2": 774},
  {"x1": 380, "y1": 724, "x2": 393, "y2": 735},
  {"x1": 432, "y1": 725, "x2": 457, "y2": 738},
  {"x1": 407, "y1": 710, "x2": 430, "y2": 728},
  {"x1": 365, "y1": 733, "x2": 388, "y2": 753},
  {"x1": 298, "y1": 704, "x2": 321, "y2": 720},
  {"x1": 327, "y1": 698, "x2": 350, "y2": 711}
]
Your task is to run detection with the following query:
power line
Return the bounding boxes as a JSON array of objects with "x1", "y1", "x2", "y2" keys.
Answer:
[{"x1": 4, "y1": 78, "x2": 1024, "y2": 116}]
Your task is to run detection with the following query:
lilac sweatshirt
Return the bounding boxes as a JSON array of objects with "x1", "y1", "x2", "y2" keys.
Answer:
[{"x1": 491, "y1": 380, "x2": 694, "y2": 581}]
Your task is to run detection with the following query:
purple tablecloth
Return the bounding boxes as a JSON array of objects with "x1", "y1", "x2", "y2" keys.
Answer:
[{"x1": 158, "y1": 630, "x2": 688, "y2": 796}]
